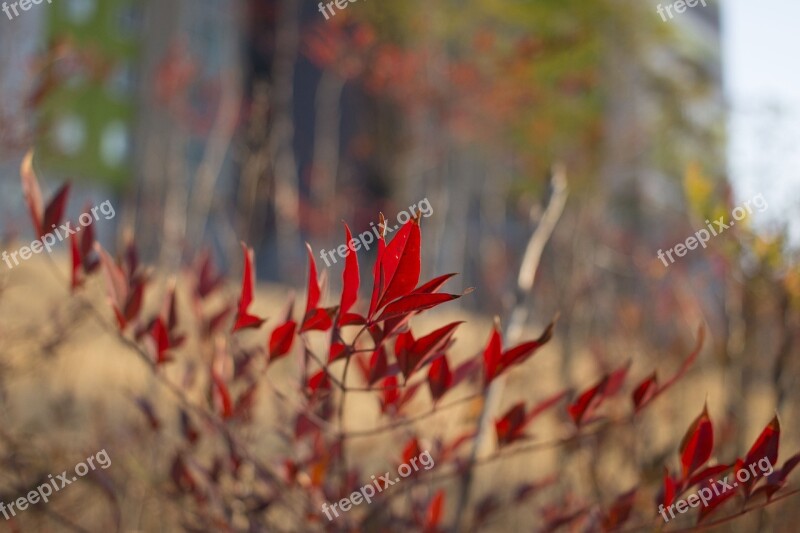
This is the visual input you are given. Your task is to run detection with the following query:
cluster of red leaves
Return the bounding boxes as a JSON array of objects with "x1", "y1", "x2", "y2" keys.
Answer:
[
  {"x1": 17, "y1": 158, "x2": 800, "y2": 530},
  {"x1": 662, "y1": 407, "x2": 800, "y2": 524}
]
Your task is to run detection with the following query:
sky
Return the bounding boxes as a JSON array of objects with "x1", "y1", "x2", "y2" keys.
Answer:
[{"x1": 722, "y1": 0, "x2": 800, "y2": 242}]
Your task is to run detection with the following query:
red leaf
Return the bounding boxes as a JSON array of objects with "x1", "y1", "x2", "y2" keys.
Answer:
[
  {"x1": 482, "y1": 326, "x2": 503, "y2": 385},
  {"x1": 301, "y1": 307, "x2": 335, "y2": 333},
  {"x1": 367, "y1": 213, "x2": 388, "y2": 319},
  {"x1": 395, "y1": 322, "x2": 461, "y2": 379},
  {"x1": 211, "y1": 369, "x2": 233, "y2": 419},
  {"x1": 232, "y1": 243, "x2": 266, "y2": 332},
  {"x1": 412, "y1": 273, "x2": 457, "y2": 295},
  {"x1": 428, "y1": 356, "x2": 452, "y2": 403},
  {"x1": 424, "y1": 490, "x2": 445, "y2": 532},
  {"x1": 69, "y1": 232, "x2": 83, "y2": 290},
  {"x1": 525, "y1": 390, "x2": 569, "y2": 425},
  {"x1": 368, "y1": 346, "x2": 390, "y2": 385},
  {"x1": 373, "y1": 292, "x2": 462, "y2": 322},
  {"x1": 495, "y1": 402, "x2": 527, "y2": 446},
  {"x1": 151, "y1": 317, "x2": 173, "y2": 365},
  {"x1": 42, "y1": 183, "x2": 70, "y2": 236},
  {"x1": 634, "y1": 326, "x2": 705, "y2": 413},
  {"x1": 338, "y1": 224, "x2": 360, "y2": 324},
  {"x1": 304, "y1": 242, "x2": 322, "y2": 313},
  {"x1": 679, "y1": 404, "x2": 714, "y2": 479},
  {"x1": 307, "y1": 369, "x2": 331, "y2": 395},
  {"x1": 567, "y1": 364, "x2": 629, "y2": 426},
  {"x1": 328, "y1": 341, "x2": 349, "y2": 363},
  {"x1": 662, "y1": 467, "x2": 677, "y2": 507},
  {"x1": 696, "y1": 477, "x2": 738, "y2": 523},
  {"x1": 20, "y1": 150, "x2": 44, "y2": 237},
  {"x1": 741, "y1": 415, "x2": 780, "y2": 495},
  {"x1": 763, "y1": 452, "x2": 800, "y2": 500},
  {"x1": 268, "y1": 320, "x2": 296, "y2": 361},
  {"x1": 495, "y1": 320, "x2": 555, "y2": 376},
  {"x1": 377, "y1": 218, "x2": 421, "y2": 309},
  {"x1": 601, "y1": 488, "x2": 636, "y2": 532},
  {"x1": 632, "y1": 372, "x2": 658, "y2": 412}
]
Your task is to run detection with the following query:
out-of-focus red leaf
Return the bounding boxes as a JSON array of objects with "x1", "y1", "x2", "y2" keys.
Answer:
[
  {"x1": 662, "y1": 467, "x2": 677, "y2": 507},
  {"x1": 395, "y1": 322, "x2": 461, "y2": 379},
  {"x1": 632, "y1": 372, "x2": 658, "y2": 412},
  {"x1": 20, "y1": 150, "x2": 44, "y2": 237},
  {"x1": 328, "y1": 340, "x2": 349, "y2": 363},
  {"x1": 679, "y1": 404, "x2": 714, "y2": 479},
  {"x1": 268, "y1": 320, "x2": 296, "y2": 361},
  {"x1": 424, "y1": 490, "x2": 445, "y2": 532},
  {"x1": 567, "y1": 363, "x2": 629, "y2": 426},
  {"x1": 150, "y1": 317, "x2": 172, "y2": 365},
  {"x1": 211, "y1": 369, "x2": 233, "y2": 419},
  {"x1": 195, "y1": 248, "x2": 225, "y2": 299},
  {"x1": 338, "y1": 224, "x2": 360, "y2": 324},
  {"x1": 696, "y1": 477, "x2": 738, "y2": 523},
  {"x1": 495, "y1": 320, "x2": 555, "y2": 376},
  {"x1": 232, "y1": 243, "x2": 266, "y2": 332},
  {"x1": 233, "y1": 382, "x2": 258, "y2": 421},
  {"x1": 304, "y1": 242, "x2": 322, "y2": 313},
  {"x1": 744, "y1": 415, "x2": 780, "y2": 475},
  {"x1": 762, "y1": 452, "x2": 800, "y2": 500},
  {"x1": 307, "y1": 369, "x2": 331, "y2": 395},
  {"x1": 428, "y1": 356, "x2": 452, "y2": 403},
  {"x1": 134, "y1": 397, "x2": 160, "y2": 431},
  {"x1": 634, "y1": 326, "x2": 705, "y2": 413},
  {"x1": 368, "y1": 346, "x2": 389, "y2": 385},
  {"x1": 601, "y1": 488, "x2": 636, "y2": 532},
  {"x1": 42, "y1": 183, "x2": 70, "y2": 236},
  {"x1": 301, "y1": 307, "x2": 335, "y2": 333},
  {"x1": 70, "y1": 232, "x2": 83, "y2": 290},
  {"x1": 495, "y1": 402, "x2": 527, "y2": 446},
  {"x1": 179, "y1": 409, "x2": 199, "y2": 444},
  {"x1": 686, "y1": 463, "x2": 731, "y2": 490},
  {"x1": 482, "y1": 326, "x2": 503, "y2": 385}
]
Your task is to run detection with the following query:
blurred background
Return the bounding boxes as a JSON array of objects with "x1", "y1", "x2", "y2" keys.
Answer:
[{"x1": 1, "y1": 0, "x2": 800, "y2": 530}]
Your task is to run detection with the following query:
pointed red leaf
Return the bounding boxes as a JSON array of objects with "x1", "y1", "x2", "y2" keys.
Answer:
[
  {"x1": 495, "y1": 402, "x2": 527, "y2": 446},
  {"x1": 482, "y1": 326, "x2": 503, "y2": 385},
  {"x1": 338, "y1": 224, "x2": 360, "y2": 323},
  {"x1": 20, "y1": 150, "x2": 44, "y2": 237},
  {"x1": 679, "y1": 405, "x2": 714, "y2": 479},
  {"x1": 268, "y1": 320, "x2": 296, "y2": 361},
  {"x1": 373, "y1": 292, "x2": 462, "y2": 322},
  {"x1": 42, "y1": 183, "x2": 70, "y2": 236},
  {"x1": 412, "y1": 273, "x2": 458, "y2": 295},
  {"x1": 428, "y1": 356, "x2": 452, "y2": 402},
  {"x1": 377, "y1": 218, "x2": 421, "y2": 309},
  {"x1": 632, "y1": 372, "x2": 658, "y2": 412},
  {"x1": 567, "y1": 364, "x2": 629, "y2": 426},
  {"x1": 232, "y1": 243, "x2": 266, "y2": 332},
  {"x1": 496, "y1": 320, "x2": 555, "y2": 375}
]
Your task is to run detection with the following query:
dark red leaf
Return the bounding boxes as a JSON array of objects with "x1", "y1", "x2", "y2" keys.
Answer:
[
  {"x1": 377, "y1": 218, "x2": 421, "y2": 309},
  {"x1": 412, "y1": 273, "x2": 457, "y2": 295},
  {"x1": 373, "y1": 292, "x2": 462, "y2": 322},
  {"x1": 268, "y1": 320, "x2": 296, "y2": 361},
  {"x1": 428, "y1": 356, "x2": 452, "y2": 403},
  {"x1": 601, "y1": 488, "x2": 636, "y2": 532},
  {"x1": 232, "y1": 243, "x2": 266, "y2": 332},
  {"x1": 424, "y1": 490, "x2": 445, "y2": 532},
  {"x1": 42, "y1": 183, "x2": 70, "y2": 237},
  {"x1": 679, "y1": 404, "x2": 714, "y2": 479},
  {"x1": 301, "y1": 307, "x2": 335, "y2": 332},
  {"x1": 482, "y1": 326, "x2": 503, "y2": 385},
  {"x1": 367, "y1": 213, "x2": 388, "y2": 319},
  {"x1": 567, "y1": 364, "x2": 629, "y2": 426},
  {"x1": 741, "y1": 415, "x2": 780, "y2": 496},
  {"x1": 495, "y1": 402, "x2": 527, "y2": 446},
  {"x1": 339, "y1": 224, "x2": 360, "y2": 324},
  {"x1": 632, "y1": 372, "x2": 658, "y2": 412}
]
